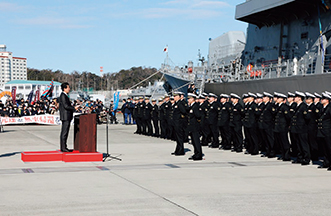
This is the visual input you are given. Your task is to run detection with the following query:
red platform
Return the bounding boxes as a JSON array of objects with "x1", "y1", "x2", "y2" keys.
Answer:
[{"x1": 21, "y1": 150, "x2": 103, "y2": 162}]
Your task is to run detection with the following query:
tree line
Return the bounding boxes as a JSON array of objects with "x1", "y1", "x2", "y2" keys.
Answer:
[{"x1": 27, "y1": 67, "x2": 163, "y2": 91}]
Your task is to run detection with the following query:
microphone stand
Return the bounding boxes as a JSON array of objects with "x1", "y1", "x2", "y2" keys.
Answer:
[{"x1": 103, "y1": 109, "x2": 122, "y2": 162}]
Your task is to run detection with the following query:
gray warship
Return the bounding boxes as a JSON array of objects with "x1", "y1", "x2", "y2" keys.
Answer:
[{"x1": 161, "y1": 0, "x2": 331, "y2": 95}]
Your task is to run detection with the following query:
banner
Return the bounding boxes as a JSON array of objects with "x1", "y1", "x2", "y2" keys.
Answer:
[
  {"x1": 0, "y1": 114, "x2": 77, "y2": 126},
  {"x1": 113, "y1": 91, "x2": 120, "y2": 111},
  {"x1": 27, "y1": 90, "x2": 34, "y2": 103},
  {"x1": 11, "y1": 86, "x2": 17, "y2": 103},
  {"x1": 34, "y1": 88, "x2": 40, "y2": 102}
]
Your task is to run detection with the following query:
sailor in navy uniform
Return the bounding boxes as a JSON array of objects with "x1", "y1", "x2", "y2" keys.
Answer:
[
  {"x1": 187, "y1": 93, "x2": 203, "y2": 160},
  {"x1": 205, "y1": 93, "x2": 220, "y2": 148},
  {"x1": 229, "y1": 93, "x2": 243, "y2": 152},
  {"x1": 288, "y1": 92, "x2": 298, "y2": 158},
  {"x1": 218, "y1": 94, "x2": 232, "y2": 150},
  {"x1": 243, "y1": 92, "x2": 259, "y2": 155},
  {"x1": 171, "y1": 92, "x2": 187, "y2": 156},
  {"x1": 201, "y1": 93, "x2": 211, "y2": 146},
  {"x1": 305, "y1": 92, "x2": 319, "y2": 162},
  {"x1": 317, "y1": 93, "x2": 331, "y2": 170},
  {"x1": 273, "y1": 93, "x2": 291, "y2": 161},
  {"x1": 255, "y1": 93, "x2": 266, "y2": 153},
  {"x1": 290, "y1": 91, "x2": 311, "y2": 165},
  {"x1": 151, "y1": 99, "x2": 159, "y2": 137},
  {"x1": 259, "y1": 92, "x2": 275, "y2": 158}
]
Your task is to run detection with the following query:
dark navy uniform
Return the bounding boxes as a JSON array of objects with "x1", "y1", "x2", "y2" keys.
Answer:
[
  {"x1": 151, "y1": 103, "x2": 159, "y2": 137},
  {"x1": 273, "y1": 103, "x2": 291, "y2": 161},
  {"x1": 259, "y1": 102, "x2": 275, "y2": 157},
  {"x1": 290, "y1": 102, "x2": 311, "y2": 164},
  {"x1": 218, "y1": 102, "x2": 232, "y2": 150},
  {"x1": 243, "y1": 101, "x2": 259, "y2": 155},
  {"x1": 205, "y1": 101, "x2": 220, "y2": 148},
  {"x1": 229, "y1": 102, "x2": 243, "y2": 152},
  {"x1": 172, "y1": 100, "x2": 187, "y2": 155},
  {"x1": 187, "y1": 102, "x2": 203, "y2": 160},
  {"x1": 317, "y1": 104, "x2": 331, "y2": 169}
]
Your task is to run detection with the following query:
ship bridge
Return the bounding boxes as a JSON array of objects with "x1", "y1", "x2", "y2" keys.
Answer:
[{"x1": 235, "y1": 0, "x2": 328, "y2": 27}]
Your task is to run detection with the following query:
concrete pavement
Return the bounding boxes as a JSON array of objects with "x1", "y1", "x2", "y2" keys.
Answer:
[{"x1": 0, "y1": 122, "x2": 330, "y2": 216}]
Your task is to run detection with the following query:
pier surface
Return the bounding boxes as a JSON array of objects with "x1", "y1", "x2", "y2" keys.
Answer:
[{"x1": 0, "y1": 123, "x2": 330, "y2": 216}]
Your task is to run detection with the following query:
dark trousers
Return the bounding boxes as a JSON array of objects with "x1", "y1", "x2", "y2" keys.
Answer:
[
  {"x1": 257, "y1": 128, "x2": 265, "y2": 152},
  {"x1": 292, "y1": 133, "x2": 310, "y2": 162},
  {"x1": 308, "y1": 129, "x2": 319, "y2": 161},
  {"x1": 230, "y1": 126, "x2": 243, "y2": 151},
  {"x1": 208, "y1": 123, "x2": 219, "y2": 147},
  {"x1": 174, "y1": 122, "x2": 184, "y2": 154},
  {"x1": 145, "y1": 119, "x2": 152, "y2": 135},
  {"x1": 135, "y1": 117, "x2": 142, "y2": 134},
  {"x1": 201, "y1": 121, "x2": 211, "y2": 146},
  {"x1": 261, "y1": 127, "x2": 274, "y2": 156},
  {"x1": 247, "y1": 126, "x2": 259, "y2": 154},
  {"x1": 190, "y1": 131, "x2": 202, "y2": 159},
  {"x1": 290, "y1": 132, "x2": 298, "y2": 157},
  {"x1": 60, "y1": 120, "x2": 71, "y2": 151},
  {"x1": 152, "y1": 118, "x2": 159, "y2": 136},
  {"x1": 160, "y1": 119, "x2": 167, "y2": 138},
  {"x1": 320, "y1": 135, "x2": 331, "y2": 167},
  {"x1": 219, "y1": 125, "x2": 231, "y2": 149},
  {"x1": 244, "y1": 127, "x2": 250, "y2": 151},
  {"x1": 275, "y1": 132, "x2": 290, "y2": 160}
]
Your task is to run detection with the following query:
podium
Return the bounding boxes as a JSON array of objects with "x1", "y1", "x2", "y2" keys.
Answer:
[{"x1": 74, "y1": 113, "x2": 97, "y2": 152}]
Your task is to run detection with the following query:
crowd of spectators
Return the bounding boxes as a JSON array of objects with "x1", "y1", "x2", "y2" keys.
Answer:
[{"x1": 0, "y1": 97, "x2": 113, "y2": 123}]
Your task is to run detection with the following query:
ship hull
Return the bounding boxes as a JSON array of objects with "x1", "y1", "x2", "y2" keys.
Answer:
[
  {"x1": 205, "y1": 73, "x2": 331, "y2": 95},
  {"x1": 163, "y1": 73, "x2": 190, "y2": 94}
]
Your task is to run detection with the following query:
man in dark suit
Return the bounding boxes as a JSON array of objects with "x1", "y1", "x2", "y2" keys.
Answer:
[{"x1": 59, "y1": 82, "x2": 78, "y2": 152}]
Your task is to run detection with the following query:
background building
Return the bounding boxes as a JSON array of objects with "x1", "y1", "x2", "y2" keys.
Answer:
[
  {"x1": 2, "y1": 80, "x2": 61, "y2": 102},
  {"x1": 0, "y1": 45, "x2": 27, "y2": 88}
]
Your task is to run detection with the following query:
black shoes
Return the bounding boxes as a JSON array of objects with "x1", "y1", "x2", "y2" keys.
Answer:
[
  {"x1": 188, "y1": 156, "x2": 203, "y2": 161},
  {"x1": 61, "y1": 148, "x2": 72, "y2": 152}
]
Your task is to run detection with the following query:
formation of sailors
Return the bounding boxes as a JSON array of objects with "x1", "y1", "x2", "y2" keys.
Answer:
[{"x1": 132, "y1": 90, "x2": 331, "y2": 170}]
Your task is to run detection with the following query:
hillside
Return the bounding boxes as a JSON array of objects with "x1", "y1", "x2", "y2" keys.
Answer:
[{"x1": 27, "y1": 66, "x2": 163, "y2": 91}]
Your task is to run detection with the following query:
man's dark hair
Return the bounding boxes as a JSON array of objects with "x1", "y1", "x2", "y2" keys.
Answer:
[
  {"x1": 61, "y1": 82, "x2": 70, "y2": 91},
  {"x1": 123, "y1": 99, "x2": 126, "y2": 102}
]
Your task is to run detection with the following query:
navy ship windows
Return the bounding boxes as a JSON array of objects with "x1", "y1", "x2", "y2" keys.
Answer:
[{"x1": 301, "y1": 32, "x2": 308, "y2": 40}]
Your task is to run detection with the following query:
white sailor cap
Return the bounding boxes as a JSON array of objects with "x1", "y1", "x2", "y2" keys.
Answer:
[
  {"x1": 274, "y1": 92, "x2": 279, "y2": 97},
  {"x1": 164, "y1": 94, "x2": 170, "y2": 98},
  {"x1": 173, "y1": 92, "x2": 180, "y2": 96},
  {"x1": 151, "y1": 98, "x2": 156, "y2": 102},
  {"x1": 242, "y1": 93, "x2": 249, "y2": 99},
  {"x1": 295, "y1": 91, "x2": 305, "y2": 98},
  {"x1": 248, "y1": 92, "x2": 257, "y2": 98},
  {"x1": 263, "y1": 92, "x2": 273, "y2": 98},
  {"x1": 322, "y1": 92, "x2": 331, "y2": 100},
  {"x1": 305, "y1": 92, "x2": 315, "y2": 99},
  {"x1": 277, "y1": 93, "x2": 287, "y2": 99},
  {"x1": 198, "y1": 94, "x2": 205, "y2": 99},
  {"x1": 208, "y1": 93, "x2": 217, "y2": 98},
  {"x1": 256, "y1": 93, "x2": 263, "y2": 98},
  {"x1": 314, "y1": 92, "x2": 322, "y2": 98},
  {"x1": 202, "y1": 92, "x2": 208, "y2": 97},
  {"x1": 325, "y1": 91, "x2": 331, "y2": 96},
  {"x1": 187, "y1": 93, "x2": 197, "y2": 99},
  {"x1": 288, "y1": 92, "x2": 295, "y2": 97},
  {"x1": 230, "y1": 93, "x2": 241, "y2": 99},
  {"x1": 220, "y1": 94, "x2": 230, "y2": 98},
  {"x1": 179, "y1": 92, "x2": 185, "y2": 96}
]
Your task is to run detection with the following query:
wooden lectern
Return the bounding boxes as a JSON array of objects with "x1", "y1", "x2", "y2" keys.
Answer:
[{"x1": 74, "y1": 114, "x2": 97, "y2": 152}]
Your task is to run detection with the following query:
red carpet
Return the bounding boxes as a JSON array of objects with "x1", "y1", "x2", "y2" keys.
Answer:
[{"x1": 21, "y1": 150, "x2": 103, "y2": 162}]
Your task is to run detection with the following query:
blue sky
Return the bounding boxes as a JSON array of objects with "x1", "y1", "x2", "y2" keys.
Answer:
[{"x1": 0, "y1": 0, "x2": 247, "y2": 75}]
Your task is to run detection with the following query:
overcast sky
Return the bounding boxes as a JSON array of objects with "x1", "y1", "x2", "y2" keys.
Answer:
[{"x1": 0, "y1": 0, "x2": 247, "y2": 75}]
